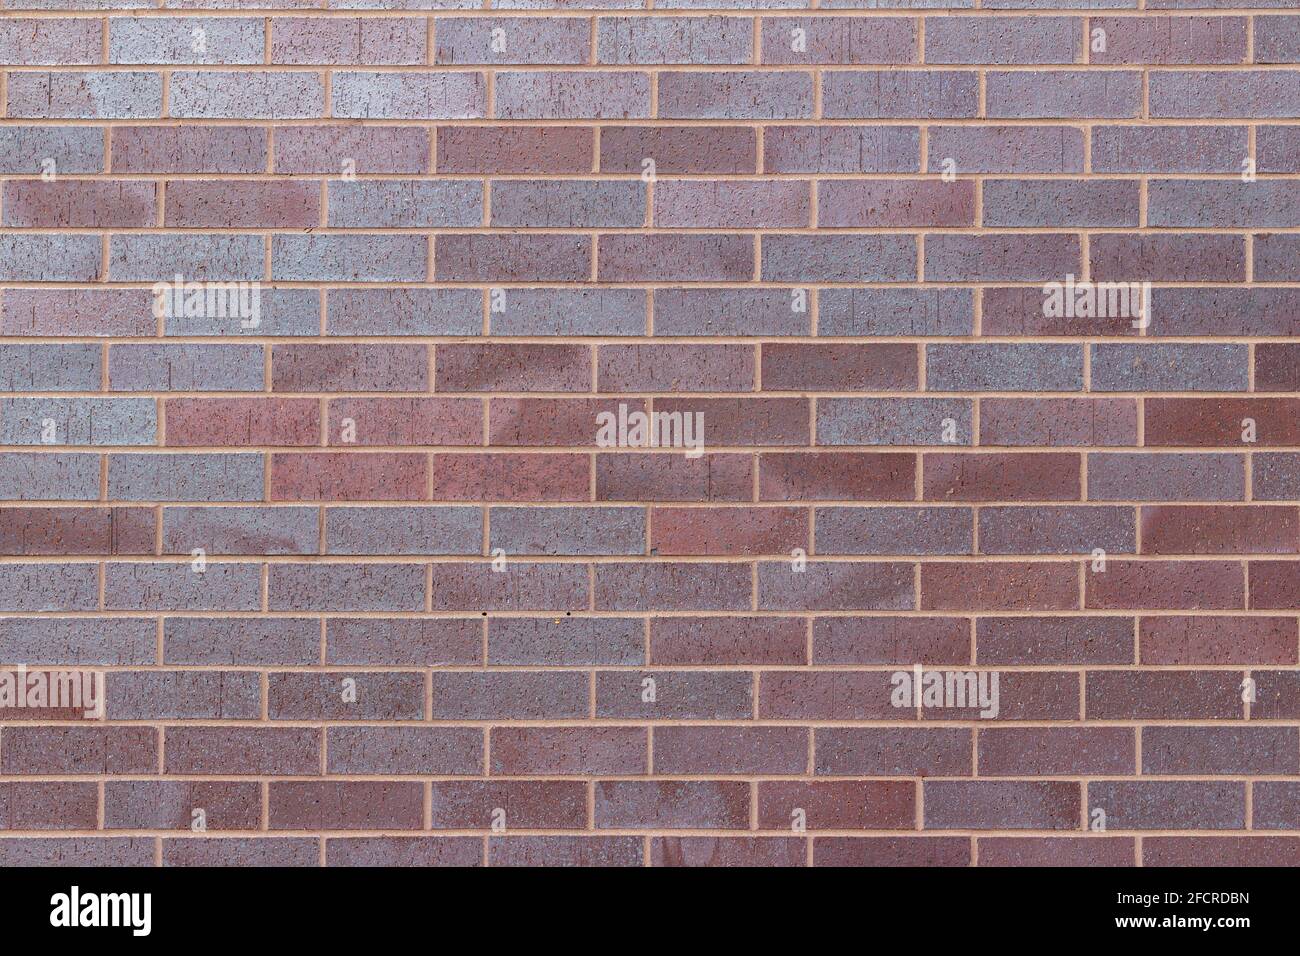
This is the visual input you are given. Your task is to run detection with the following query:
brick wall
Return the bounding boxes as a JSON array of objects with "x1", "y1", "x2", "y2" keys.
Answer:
[{"x1": 0, "y1": 0, "x2": 1297, "y2": 867}]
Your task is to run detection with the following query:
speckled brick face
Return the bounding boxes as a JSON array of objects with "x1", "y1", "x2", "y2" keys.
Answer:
[{"x1": 0, "y1": 0, "x2": 1296, "y2": 872}]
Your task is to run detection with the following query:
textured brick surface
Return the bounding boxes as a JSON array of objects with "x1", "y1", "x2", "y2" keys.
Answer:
[{"x1": 0, "y1": 0, "x2": 1294, "y2": 870}]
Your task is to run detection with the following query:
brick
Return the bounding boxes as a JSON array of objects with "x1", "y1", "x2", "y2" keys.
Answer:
[
  {"x1": 815, "y1": 506, "x2": 970, "y2": 555},
  {"x1": 601, "y1": 344, "x2": 754, "y2": 392},
  {"x1": 594, "y1": 561, "x2": 751, "y2": 611},
  {"x1": 600, "y1": 16, "x2": 751, "y2": 63},
  {"x1": 111, "y1": 344, "x2": 264, "y2": 392},
  {"x1": 1091, "y1": 343, "x2": 1248, "y2": 392},
  {"x1": 923, "y1": 452, "x2": 1080, "y2": 501},
  {"x1": 268, "y1": 563, "x2": 426, "y2": 611},
  {"x1": 1150, "y1": 180, "x2": 1300, "y2": 228},
  {"x1": 439, "y1": 344, "x2": 589, "y2": 392},
  {"x1": 107, "y1": 453, "x2": 265, "y2": 502},
  {"x1": 105, "y1": 781, "x2": 259, "y2": 831},
  {"x1": 496, "y1": 71, "x2": 649, "y2": 118},
  {"x1": 652, "y1": 617, "x2": 805, "y2": 665},
  {"x1": 106, "y1": 671, "x2": 259, "y2": 719},
  {"x1": 114, "y1": 126, "x2": 267, "y2": 173},
  {"x1": 814, "y1": 837, "x2": 970, "y2": 868},
  {"x1": 659, "y1": 70, "x2": 813, "y2": 118},
  {"x1": 596, "y1": 781, "x2": 749, "y2": 829},
  {"x1": 1088, "y1": 453, "x2": 1245, "y2": 501},
  {"x1": 597, "y1": 453, "x2": 751, "y2": 502},
  {"x1": 1256, "y1": 15, "x2": 1300, "y2": 63},
  {"x1": 492, "y1": 180, "x2": 643, "y2": 228},
  {"x1": 1092, "y1": 124, "x2": 1246, "y2": 172},
  {"x1": 437, "y1": 235, "x2": 590, "y2": 282},
  {"x1": 112, "y1": 17, "x2": 263, "y2": 63},
  {"x1": 758, "y1": 781, "x2": 913, "y2": 829},
  {"x1": 163, "y1": 839, "x2": 316, "y2": 868},
  {"x1": 819, "y1": 288, "x2": 972, "y2": 337},
  {"x1": 977, "y1": 838, "x2": 1134, "y2": 868},
  {"x1": 1, "y1": 397, "x2": 156, "y2": 446},
  {"x1": 764, "y1": 16, "x2": 915, "y2": 64},
  {"x1": 0, "y1": 618, "x2": 154, "y2": 665},
  {"x1": 814, "y1": 616, "x2": 969, "y2": 665},
  {"x1": 652, "y1": 506, "x2": 805, "y2": 555},
  {"x1": 490, "y1": 837, "x2": 642, "y2": 867},
  {"x1": 1146, "y1": 837, "x2": 1300, "y2": 869},
  {"x1": 271, "y1": 453, "x2": 427, "y2": 501},
  {"x1": 273, "y1": 16, "x2": 426, "y2": 64},
  {"x1": 0, "y1": 452, "x2": 99, "y2": 501},
  {"x1": 1143, "y1": 726, "x2": 1298, "y2": 775},
  {"x1": 1150, "y1": 70, "x2": 1300, "y2": 118},
  {"x1": 429, "y1": 562, "x2": 588, "y2": 610},
  {"x1": 110, "y1": 235, "x2": 262, "y2": 282},
  {"x1": 332, "y1": 71, "x2": 486, "y2": 119},
  {"x1": 822, "y1": 70, "x2": 978, "y2": 118},
  {"x1": 758, "y1": 561, "x2": 914, "y2": 610},
  {"x1": 988, "y1": 69, "x2": 1141, "y2": 117},
  {"x1": 270, "y1": 782, "x2": 423, "y2": 830},
  {"x1": 1259, "y1": 126, "x2": 1300, "y2": 172},
  {"x1": 1086, "y1": 560, "x2": 1244, "y2": 610},
  {"x1": 276, "y1": 125, "x2": 428, "y2": 174},
  {"x1": 980, "y1": 398, "x2": 1137, "y2": 447},
  {"x1": 921, "y1": 561, "x2": 1079, "y2": 611},
  {"x1": 490, "y1": 617, "x2": 642, "y2": 665},
  {"x1": 815, "y1": 728, "x2": 971, "y2": 776},
  {"x1": 760, "y1": 671, "x2": 903, "y2": 720},
  {"x1": 329, "y1": 397, "x2": 480, "y2": 446},
  {"x1": 1140, "y1": 505, "x2": 1298, "y2": 555},
  {"x1": 166, "y1": 397, "x2": 320, "y2": 447},
  {"x1": 656, "y1": 398, "x2": 809, "y2": 445},
  {"x1": 925, "y1": 234, "x2": 1081, "y2": 282},
  {"x1": 0, "y1": 344, "x2": 100, "y2": 392},
  {"x1": 441, "y1": 127, "x2": 592, "y2": 173},
  {"x1": 597, "y1": 670, "x2": 753, "y2": 719},
  {"x1": 926, "y1": 16, "x2": 1079, "y2": 64},
  {"x1": 978, "y1": 505, "x2": 1134, "y2": 555},
  {"x1": 329, "y1": 180, "x2": 481, "y2": 228},
  {"x1": 1086, "y1": 671, "x2": 1242, "y2": 719},
  {"x1": 325, "y1": 506, "x2": 480, "y2": 555},
  {"x1": 1088, "y1": 781, "x2": 1244, "y2": 829},
  {"x1": 163, "y1": 727, "x2": 318, "y2": 774},
  {"x1": 0, "y1": 506, "x2": 154, "y2": 556},
  {"x1": 764, "y1": 125, "x2": 919, "y2": 173},
  {"x1": 978, "y1": 728, "x2": 1134, "y2": 775},
  {"x1": 430, "y1": 453, "x2": 589, "y2": 501},
  {"x1": 0, "y1": 235, "x2": 101, "y2": 282},
  {"x1": 7, "y1": 71, "x2": 161, "y2": 118},
  {"x1": 928, "y1": 344, "x2": 1082, "y2": 392},
  {"x1": 1146, "y1": 399, "x2": 1300, "y2": 447},
  {"x1": 653, "y1": 726, "x2": 807, "y2": 774},
  {"x1": 272, "y1": 343, "x2": 427, "y2": 392},
  {"x1": 165, "y1": 181, "x2": 319, "y2": 228},
  {"x1": 3, "y1": 181, "x2": 155, "y2": 228},
  {"x1": 1256, "y1": 454, "x2": 1300, "y2": 500},
  {"x1": 327, "y1": 618, "x2": 480, "y2": 666},
  {"x1": 600, "y1": 235, "x2": 753, "y2": 282},
  {"x1": 491, "y1": 289, "x2": 645, "y2": 337},
  {"x1": 327, "y1": 727, "x2": 482, "y2": 775},
  {"x1": 489, "y1": 727, "x2": 647, "y2": 776},
  {"x1": 601, "y1": 125, "x2": 755, "y2": 173},
  {"x1": 1, "y1": 727, "x2": 157, "y2": 775},
  {"x1": 171, "y1": 71, "x2": 323, "y2": 118},
  {"x1": 652, "y1": 838, "x2": 805, "y2": 868},
  {"x1": 982, "y1": 180, "x2": 1139, "y2": 227},
  {"x1": 269, "y1": 672, "x2": 424, "y2": 720},
  {"x1": 657, "y1": 181, "x2": 809, "y2": 228},
  {"x1": 329, "y1": 838, "x2": 481, "y2": 867},
  {"x1": 927, "y1": 126, "x2": 1083, "y2": 173},
  {"x1": 1141, "y1": 615, "x2": 1297, "y2": 665},
  {"x1": 0, "y1": 126, "x2": 103, "y2": 174},
  {"x1": 432, "y1": 781, "x2": 585, "y2": 830},
  {"x1": 819, "y1": 180, "x2": 973, "y2": 227},
  {"x1": 1091, "y1": 16, "x2": 1246, "y2": 64},
  {"x1": 1257, "y1": 235, "x2": 1300, "y2": 281},
  {"x1": 925, "y1": 781, "x2": 1080, "y2": 829},
  {"x1": 104, "y1": 561, "x2": 261, "y2": 611},
  {"x1": 273, "y1": 235, "x2": 427, "y2": 282},
  {"x1": 0, "y1": 19, "x2": 100, "y2": 64},
  {"x1": 1249, "y1": 561, "x2": 1300, "y2": 610},
  {"x1": 166, "y1": 618, "x2": 319, "y2": 666},
  {"x1": 0, "y1": 839, "x2": 153, "y2": 868},
  {"x1": 764, "y1": 235, "x2": 917, "y2": 282},
  {"x1": 759, "y1": 452, "x2": 915, "y2": 500},
  {"x1": 492, "y1": 506, "x2": 644, "y2": 556}
]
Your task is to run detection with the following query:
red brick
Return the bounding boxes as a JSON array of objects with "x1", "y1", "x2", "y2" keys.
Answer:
[
  {"x1": 271, "y1": 452, "x2": 427, "y2": 501},
  {"x1": 167, "y1": 398, "x2": 320, "y2": 447},
  {"x1": 651, "y1": 506, "x2": 807, "y2": 555}
]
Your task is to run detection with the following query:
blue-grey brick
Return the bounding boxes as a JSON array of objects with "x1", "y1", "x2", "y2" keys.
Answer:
[
  {"x1": 325, "y1": 506, "x2": 481, "y2": 555},
  {"x1": 328, "y1": 289, "x2": 480, "y2": 336},
  {"x1": 818, "y1": 398, "x2": 972, "y2": 446},
  {"x1": 1150, "y1": 70, "x2": 1300, "y2": 118},
  {"x1": 0, "y1": 127, "x2": 103, "y2": 173},
  {"x1": 598, "y1": 16, "x2": 751, "y2": 64},
  {"x1": 822, "y1": 70, "x2": 978, "y2": 118},
  {"x1": 815, "y1": 506, "x2": 972, "y2": 555},
  {"x1": 272, "y1": 236, "x2": 427, "y2": 282},
  {"x1": 492, "y1": 289, "x2": 646, "y2": 336},
  {"x1": 166, "y1": 290, "x2": 320, "y2": 337},
  {"x1": 327, "y1": 181, "x2": 483, "y2": 227},
  {"x1": 1090, "y1": 344, "x2": 1248, "y2": 393},
  {"x1": 0, "y1": 839, "x2": 154, "y2": 868},
  {"x1": 925, "y1": 234, "x2": 1080, "y2": 282},
  {"x1": 1095, "y1": 125, "x2": 1248, "y2": 174},
  {"x1": 110, "y1": 17, "x2": 264, "y2": 64},
  {"x1": 108, "y1": 453, "x2": 265, "y2": 502},
  {"x1": 819, "y1": 289, "x2": 973, "y2": 336},
  {"x1": 104, "y1": 562, "x2": 262, "y2": 611},
  {"x1": 163, "y1": 506, "x2": 319, "y2": 555},
  {"x1": 1088, "y1": 453, "x2": 1244, "y2": 502},
  {"x1": 1148, "y1": 181, "x2": 1300, "y2": 228},
  {"x1": 978, "y1": 505, "x2": 1135, "y2": 555},
  {"x1": 269, "y1": 563, "x2": 426, "y2": 612},
  {"x1": 597, "y1": 670, "x2": 752, "y2": 718},
  {"x1": 488, "y1": 617, "x2": 644, "y2": 665},
  {"x1": 0, "y1": 453, "x2": 99, "y2": 500},
  {"x1": 110, "y1": 235, "x2": 263, "y2": 282},
  {"x1": 170, "y1": 71, "x2": 324, "y2": 119},
  {"x1": 983, "y1": 180, "x2": 1139, "y2": 227},
  {"x1": 926, "y1": 16, "x2": 1080, "y2": 64},
  {"x1": 7, "y1": 71, "x2": 161, "y2": 118},
  {"x1": 987, "y1": 70, "x2": 1141, "y2": 118},
  {"x1": 490, "y1": 506, "x2": 646, "y2": 555},
  {"x1": 927, "y1": 126, "x2": 1084, "y2": 174},
  {"x1": 762, "y1": 235, "x2": 917, "y2": 282},
  {"x1": 0, "y1": 235, "x2": 101, "y2": 281},
  {"x1": 0, "y1": 618, "x2": 155, "y2": 665},
  {"x1": 654, "y1": 289, "x2": 808, "y2": 337},
  {"x1": 437, "y1": 16, "x2": 590, "y2": 64},
  {"x1": 164, "y1": 618, "x2": 319, "y2": 666},
  {"x1": 107, "y1": 672, "x2": 261, "y2": 719},
  {"x1": 0, "y1": 398, "x2": 156, "y2": 446},
  {"x1": 0, "y1": 564, "x2": 98, "y2": 611},
  {"x1": 659, "y1": 71, "x2": 813, "y2": 119},
  {"x1": 109, "y1": 344, "x2": 264, "y2": 392},
  {"x1": 927, "y1": 344, "x2": 1084, "y2": 392},
  {"x1": 491, "y1": 180, "x2": 645, "y2": 228},
  {"x1": 1258, "y1": 17, "x2": 1300, "y2": 64},
  {"x1": 985, "y1": 0, "x2": 1131, "y2": 7},
  {"x1": 764, "y1": 125, "x2": 919, "y2": 173},
  {"x1": 0, "y1": 344, "x2": 100, "y2": 392},
  {"x1": 1255, "y1": 454, "x2": 1300, "y2": 501},
  {"x1": 429, "y1": 671, "x2": 587, "y2": 719},
  {"x1": 497, "y1": 71, "x2": 650, "y2": 119},
  {"x1": 1259, "y1": 126, "x2": 1300, "y2": 173},
  {"x1": 332, "y1": 71, "x2": 487, "y2": 118}
]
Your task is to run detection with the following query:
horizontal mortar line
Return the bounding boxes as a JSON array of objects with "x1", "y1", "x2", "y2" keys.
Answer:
[
  {"x1": 0, "y1": 829, "x2": 1274, "y2": 839},
  {"x1": 8, "y1": 225, "x2": 1300, "y2": 234},
  {"x1": 7, "y1": 172, "x2": 1300, "y2": 181},
  {"x1": 0, "y1": 610, "x2": 1291, "y2": 619},
  {"x1": 9, "y1": 62, "x2": 1300, "y2": 71},
  {"x1": 1, "y1": 7, "x2": 1293, "y2": 16},
  {"x1": 0, "y1": 552, "x2": 1290, "y2": 562},
  {"x1": 3, "y1": 117, "x2": 1297, "y2": 127},
  {"x1": 0, "y1": 663, "x2": 1290, "y2": 673},
  {"x1": 0, "y1": 718, "x2": 1284, "y2": 727}
]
